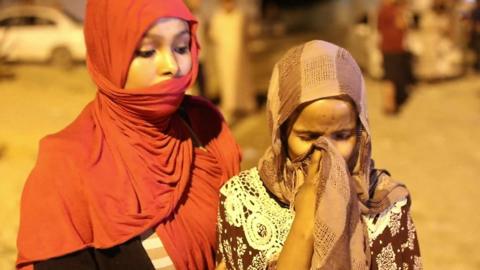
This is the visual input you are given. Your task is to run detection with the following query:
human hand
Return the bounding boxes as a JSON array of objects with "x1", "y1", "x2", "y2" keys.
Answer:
[{"x1": 294, "y1": 150, "x2": 321, "y2": 220}]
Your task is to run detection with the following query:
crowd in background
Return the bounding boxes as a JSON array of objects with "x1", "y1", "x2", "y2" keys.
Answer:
[
  {"x1": 1, "y1": 1, "x2": 480, "y2": 269},
  {"x1": 183, "y1": 0, "x2": 480, "y2": 120},
  {"x1": 3, "y1": 0, "x2": 480, "y2": 118}
]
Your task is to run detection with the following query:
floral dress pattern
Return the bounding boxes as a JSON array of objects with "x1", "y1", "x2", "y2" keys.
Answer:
[{"x1": 217, "y1": 168, "x2": 422, "y2": 270}]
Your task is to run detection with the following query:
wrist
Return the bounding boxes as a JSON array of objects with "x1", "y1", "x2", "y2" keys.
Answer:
[{"x1": 291, "y1": 214, "x2": 315, "y2": 241}]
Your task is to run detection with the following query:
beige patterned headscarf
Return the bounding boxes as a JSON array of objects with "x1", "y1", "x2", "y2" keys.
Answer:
[{"x1": 258, "y1": 40, "x2": 409, "y2": 269}]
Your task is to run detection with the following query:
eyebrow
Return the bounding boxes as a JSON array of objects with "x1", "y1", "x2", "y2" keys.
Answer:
[
  {"x1": 293, "y1": 128, "x2": 356, "y2": 135},
  {"x1": 144, "y1": 30, "x2": 190, "y2": 41}
]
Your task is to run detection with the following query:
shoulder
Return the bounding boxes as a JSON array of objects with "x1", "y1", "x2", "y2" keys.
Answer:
[
  {"x1": 220, "y1": 168, "x2": 262, "y2": 198},
  {"x1": 363, "y1": 197, "x2": 410, "y2": 241},
  {"x1": 365, "y1": 197, "x2": 422, "y2": 268},
  {"x1": 218, "y1": 168, "x2": 260, "y2": 233},
  {"x1": 218, "y1": 168, "x2": 266, "y2": 225},
  {"x1": 39, "y1": 103, "x2": 95, "y2": 163},
  {"x1": 217, "y1": 168, "x2": 294, "y2": 268},
  {"x1": 24, "y1": 104, "x2": 96, "y2": 204},
  {"x1": 218, "y1": 167, "x2": 294, "y2": 227},
  {"x1": 18, "y1": 106, "x2": 99, "y2": 267}
]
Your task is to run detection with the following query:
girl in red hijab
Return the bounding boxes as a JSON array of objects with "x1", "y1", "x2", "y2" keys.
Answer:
[{"x1": 16, "y1": 0, "x2": 241, "y2": 269}]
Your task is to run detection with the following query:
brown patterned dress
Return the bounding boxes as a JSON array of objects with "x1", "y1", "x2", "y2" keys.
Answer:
[{"x1": 217, "y1": 168, "x2": 422, "y2": 270}]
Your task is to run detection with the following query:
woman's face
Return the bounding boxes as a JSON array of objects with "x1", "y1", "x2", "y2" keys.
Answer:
[
  {"x1": 286, "y1": 98, "x2": 358, "y2": 164},
  {"x1": 124, "y1": 18, "x2": 192, "y2": 89}
]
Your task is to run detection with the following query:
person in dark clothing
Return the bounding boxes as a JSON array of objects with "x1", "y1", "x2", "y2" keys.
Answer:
[
  {"x1": 470, "y1": 0, "x2": 480, "y2": 71},
  {"x1": 378, "y1": 0, "x2": 415, "y2": 114}
]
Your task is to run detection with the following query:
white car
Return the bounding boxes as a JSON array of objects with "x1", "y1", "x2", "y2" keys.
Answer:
[{"x1": 0, "y1": 5, "x2": 85, "y2": 67}]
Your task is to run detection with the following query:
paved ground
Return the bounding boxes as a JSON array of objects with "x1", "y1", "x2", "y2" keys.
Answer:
[{"x1": 1, "y1": 65, "x2": 480, "y2": 269}]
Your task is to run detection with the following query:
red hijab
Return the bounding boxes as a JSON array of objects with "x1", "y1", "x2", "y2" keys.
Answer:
[{"x1": 16, "y1": 0, "x2": 241, "y2": 269}]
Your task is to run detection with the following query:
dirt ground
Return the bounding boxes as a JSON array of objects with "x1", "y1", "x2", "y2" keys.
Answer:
[{"x1": 1, "y1": 65, "x2": 480, "y2": 269}]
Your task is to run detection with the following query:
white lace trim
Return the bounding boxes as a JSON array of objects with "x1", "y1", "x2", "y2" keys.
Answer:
[
  {"x1": 220, "y1": 167, "x2": 295, "y2": 261},
  {"x1": 221, "y1": 168, "x2": 409, "y2": 268}
]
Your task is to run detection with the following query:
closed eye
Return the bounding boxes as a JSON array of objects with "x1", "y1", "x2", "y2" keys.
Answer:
[
  {"x1": 135, "y1": 49, "x2": 156, "y2": 58},
  {"x1": 173, "y1": 33, "x2": 191, "y2": 55},
  {"x1": 332, "y1": 131, "x2": 354, "y2": 140},
  {"x1": 174, "y1": 45, "x2": 190, "y2": 55},
  {"x1": 298, "y1": 132, "x2": 321, "y2": 141}
]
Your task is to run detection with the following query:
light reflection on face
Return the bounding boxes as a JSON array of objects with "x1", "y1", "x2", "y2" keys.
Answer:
[{"x1": 124, "y1": 18, "x2": 192, "y2": 89}]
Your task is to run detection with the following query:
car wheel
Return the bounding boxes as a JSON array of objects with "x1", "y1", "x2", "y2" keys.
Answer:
[{"x1": 50, "y1": 47, "x2": 73, "y2": 69}]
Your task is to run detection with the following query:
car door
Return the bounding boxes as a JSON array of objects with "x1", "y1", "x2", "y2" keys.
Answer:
[
  {"x1": 0, "y1": 15, "x2": 58, "y2": 61},
  {"x1": 0, "y1": 16, "x2": 21, "y2": 61},
  {"x1": 26, "y1": 15, "x2": 61, "y2": 61}
]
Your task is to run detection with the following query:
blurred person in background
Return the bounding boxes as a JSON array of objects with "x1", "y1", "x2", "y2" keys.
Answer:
[
  {"x1": 210, "y1": 0, "x2": 256, "y2": 124},
  {"x1": 346, "y1": 12, "x2": 384, "y2": 79},
  {"x1": 469, "y1": 0, "x2": 480, "y2": 71},
  {"x1": 217, "y1": 40, "x2": 421, "y2": 270},
  {"x1": 0, "y1": 143, "x2": 5, "y2": 160},
  {"x1": 408, "y1": 0, "x2": 464, "y2": 80},
  {"x1": 378, "y1": 0, "x2": 415, "y2": 114},
  {"x1": 15, "y1": 0, "x2": 241, "y2": 269},
  {"x1": 186, "y1": 0, "x2": 208, "y2": 97}
]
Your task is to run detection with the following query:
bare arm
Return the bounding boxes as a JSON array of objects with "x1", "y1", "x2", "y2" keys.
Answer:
[
  {"x1": 276, "y1": 183, "x2": 315, "y2": 270},
  {"x1": 215, "y1": 260, "x2": 226, "y2": 270},
  {"x1": 276, "y1": 151, "x2": 321, "y2": 270}
]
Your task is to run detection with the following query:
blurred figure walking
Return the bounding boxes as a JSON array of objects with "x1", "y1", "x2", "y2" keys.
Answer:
[
  {"x1": 469, "y1": 0, "x2": 480, "y2": 71},
  {"x1": 0, "y1": 144, "x2": 5, "y2": 160},
  {"x1": 186, "y1": 0, "x2": 208, "y2": 97},
  {"x1": 378, "y1": 0, "x2": 415, "y2": 114},
  {"x1": 210, "y1": 0, "x2": 256, "y2": 124},
  {"x1": 410, "y1": 1, "x2": 464, "y2": 80}
]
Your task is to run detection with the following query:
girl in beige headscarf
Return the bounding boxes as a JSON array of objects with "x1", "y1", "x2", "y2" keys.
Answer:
[{"x1": 216, "y1": 40, "x2": 422, "y2": 270}]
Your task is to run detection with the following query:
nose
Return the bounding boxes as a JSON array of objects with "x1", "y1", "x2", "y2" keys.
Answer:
[{"x1": 156, "y1": 49, "x2": 178, "y2": 77}]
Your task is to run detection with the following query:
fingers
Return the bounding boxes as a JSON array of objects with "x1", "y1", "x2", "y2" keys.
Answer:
[
  {"x1": 310, "y1": 149, "x2": 322, "y2": 164},
  {"x1": 305, "y1": 150, "x2": 322, "y2": 184}
]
